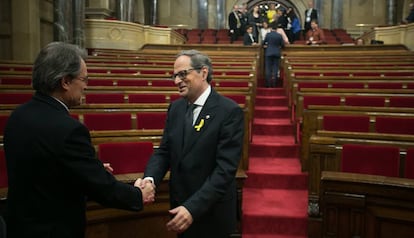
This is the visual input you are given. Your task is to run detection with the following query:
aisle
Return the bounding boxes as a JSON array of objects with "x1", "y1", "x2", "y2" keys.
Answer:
[{"x1": 242, "y1": 87, "x2": 308, "y2": 238}]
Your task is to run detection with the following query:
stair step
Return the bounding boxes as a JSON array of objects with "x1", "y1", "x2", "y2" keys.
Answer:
[
  {"x1": 243, "y1": 234, "x2": 308, "y2": 238},
  {"x1": 255, "y1": 96, "x2": 288, "y2": 107},
  {"x1": 249, "y1": 143, "x2": 299, "y2": 158},
  {"x1": 251, "y1": 135, "x2": 295, "y2": 144},
  {"x1": 254, "y1": 106, "x2": 290, "y2": 118},
  {"x1": 242, "y1": 188, "x2": 308, "y2": 236},
  {"x1": 253, "y1": 120, "x2": 294, "y2": 135},
  {"x1": 244, "y1": 171, "x2": 308, "y2": 189},
  {"x1": 256, "y1": 88, "x2": 285, "y2": 96}
]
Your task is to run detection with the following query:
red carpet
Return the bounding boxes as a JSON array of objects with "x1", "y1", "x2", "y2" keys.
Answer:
[{"x1": 242, "y1": 88, "x2": 308, "y2": 238}]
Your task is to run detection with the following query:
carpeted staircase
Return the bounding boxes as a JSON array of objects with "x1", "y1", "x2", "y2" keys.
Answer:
[{"x1": 242, "y1": 87, "x2": 308, "y2": 238}]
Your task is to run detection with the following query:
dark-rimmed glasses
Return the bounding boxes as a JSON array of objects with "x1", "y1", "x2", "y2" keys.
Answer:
[
  {"x1": 171, "y1": 68, "x2": 197, "y2": 80},
  {"x1": 76, "y1": 76, "x2": 89, "y2": 84}
]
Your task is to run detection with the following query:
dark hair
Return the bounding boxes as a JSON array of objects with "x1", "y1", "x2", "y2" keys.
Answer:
[
  {"x1": 32, "y1": 42, "x2": 87, "y2": 94},
  {"x1": 269, "y1": 21, "x2": 278, "y2": 30},
  {"x1": 176, "y1": 50, "x2": 213, "y2": 83}
]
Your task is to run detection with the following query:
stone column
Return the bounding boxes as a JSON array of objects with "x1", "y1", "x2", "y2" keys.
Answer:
[
  {"x1": 331, "y1": 0, "x2": 343, "y2": 29},
  {"x1": 314, "y1": 0, "x2": 323, "y2": 27},
  {"x1": 73, "y1": 0, "x2": 85, "y2": 47},
  {"x1": 117, "y1": 0, "x2": 135, "y2": 22},
  {"x1": 11, "y1": 0, "x2": 40, "y2": 61},
  {"x1": 387, "y1": 0, "x2": 397, "y2": 25},
  {"x1": 216, "y1": 0, "x2": 226, "y2": 29},
  {"x1": 54, "y1": 0, "x2": 72, "y2": 42},
  {"x1": 143, "y1": 0, "x2": 157, "y2": 25},
  {"x1": 85, "y1": 0, "x2": 113, "y2": 19},
  {"x1": 198, "y1": 0, "x2": 208, "y2": 29}
]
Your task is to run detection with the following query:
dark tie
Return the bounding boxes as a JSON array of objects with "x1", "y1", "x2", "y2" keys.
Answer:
[{"x1": 183, "y1": 104, "x2": 197, "y2": 147}]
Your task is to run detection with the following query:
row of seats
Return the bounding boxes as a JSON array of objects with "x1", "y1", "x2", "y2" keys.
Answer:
[{"x1": 0, "y1": 141, "x2": 155, "y2": 189}]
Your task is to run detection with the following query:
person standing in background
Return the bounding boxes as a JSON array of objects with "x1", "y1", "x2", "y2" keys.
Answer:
[
  {"x1": 4, "y1": 42, "x2": 155, "y2": 238},
  {"x1": 263, "y1": 22, "x2": 285, "y2": 88},
  {"x1": 267, "y1": 3, "x2": 278, "y2": 23},
  {"x1": 228, "y1": 5, "x2": 241, "y2": 43},
  {"x1": 248, "y1": 4, "x2": 264, "y2": 42},
  {"x1": 304, "y1": 1, "x2": 318, "y2": 39},
  {"x1": 287, "y1": 10, "x2": 301, "y2": 43},
  {"x1": 260, "y1": 20, "x2": 271, "y2": 43},
  {"x1": 140, "y1": 50, "x2": 245, "y2": 238}
]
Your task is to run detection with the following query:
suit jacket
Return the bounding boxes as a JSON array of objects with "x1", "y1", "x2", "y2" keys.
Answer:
[
  {"x1": 304, "y1": 8, "x2": 318, "y2": 30},
  {"x1": 243, "y1": 33, "x2": 257, "y2": 45},
  {"x1": 228, "y1": 11, "x2": 240, "y2": 30},
  {"x1": 4, "y1": 92, "x2": 143, "y2": 238},
  {"x1": 144, "y1": 89, "x2": 244, "y2": 237},
  {"x1": 263, "y1": 31, "x2": 285, "y2": 57}
]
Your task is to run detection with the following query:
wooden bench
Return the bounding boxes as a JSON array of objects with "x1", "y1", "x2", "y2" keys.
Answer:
[
  {"x1": 294, "y1": 88, "x2": 414, "y2": 123},
  {"x1": 289, "y1": 79, "x2": 414, "y2": 112},
  {"x1": 319, "y1": 171, "x2": 414, "y2": 238},
  {"x1": 300, "y1": 105, "x2": 414, "y2": 171},
  {"x1": 285, "y1": 68, "x2": 414, "y2": 99},
  {"x1": 307, "y1": 132, "x2": 414, "y2": 218}
]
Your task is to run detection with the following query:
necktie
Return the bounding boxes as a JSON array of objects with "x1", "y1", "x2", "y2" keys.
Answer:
[
  {"x1": 186, "y1": 104, "x2": 197, "y2": 127},
  {"x1": 183, "y1": 104, "x2": 197, "y2": 147}
]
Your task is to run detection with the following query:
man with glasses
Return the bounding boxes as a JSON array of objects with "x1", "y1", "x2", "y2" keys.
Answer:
[
  {"x1": 4, "y1": 42, "x2": 155, "y2": 238},
  {"x1": 139, "y1": 50, "x2": 244, "y2": 238}
]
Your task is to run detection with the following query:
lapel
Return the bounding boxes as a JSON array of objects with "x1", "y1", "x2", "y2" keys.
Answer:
[{"x1": 182, "y1": 90, "x2": 219, "y2": 155}]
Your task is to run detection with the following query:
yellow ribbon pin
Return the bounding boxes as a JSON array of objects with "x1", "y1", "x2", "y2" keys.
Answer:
[{"x1": 194, "y1": 119, "x2": 204, "y2": 131}]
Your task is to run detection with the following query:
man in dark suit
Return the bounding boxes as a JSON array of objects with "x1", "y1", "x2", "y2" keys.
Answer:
[
  {"x1": 140, "y1": 50, "x2": 244, "y2": 238},
  {"x1": 4, "y1": 42, "x2": 155, "y2": 238},
  {"x1": 263, "y1": 22, "x2": 285, "y2": 87},
  {"x1": 243, "y1": 24, "x2": 258, "y2": 45},
  {"x1": 304, "y1": 1, "x2": 318, "y2": 39},
  {"x1": 228, "y1": 4, "x2": 241, "y2": 43}
]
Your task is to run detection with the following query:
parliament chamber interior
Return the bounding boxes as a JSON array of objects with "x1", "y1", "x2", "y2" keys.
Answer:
[{"x1": 0, "y1": 0, "x2": 414, "y2": 237}]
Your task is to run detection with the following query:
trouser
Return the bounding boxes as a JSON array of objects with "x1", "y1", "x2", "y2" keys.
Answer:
[{"x1": 265, "y1": 55, "x2": 281, "y2": 87}]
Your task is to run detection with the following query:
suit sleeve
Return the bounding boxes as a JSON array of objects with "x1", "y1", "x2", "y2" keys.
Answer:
[
  {"x1": 183, "y1": 105, "x2": 244, "y2": 220},
  {"x1": 62, "y1": 124, "x2": 144, "y2": 211}
]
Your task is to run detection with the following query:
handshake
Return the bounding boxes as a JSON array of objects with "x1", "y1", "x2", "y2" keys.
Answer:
[
  {"x1": 103, "y1": 163, "x2": 156, "y2": 204},
  {"x1": 134, "y1": 178, "x2": 156, "y2": 204}
]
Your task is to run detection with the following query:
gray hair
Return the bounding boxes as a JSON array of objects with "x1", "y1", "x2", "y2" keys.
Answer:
[
  {"x1": 32, "y1": 42, "x2": 87, "y2": 94},
  {"x1": 176, "y1": 49, "x2": 213, "y2": 83}
]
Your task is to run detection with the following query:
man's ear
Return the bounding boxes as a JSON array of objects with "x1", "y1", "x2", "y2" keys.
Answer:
[
  {"x1": 201, "y1": 67, "x2": 208, "y2": 80},
  {"x1": 61, "y1": 76, "x2": 72, "y2": 90}
]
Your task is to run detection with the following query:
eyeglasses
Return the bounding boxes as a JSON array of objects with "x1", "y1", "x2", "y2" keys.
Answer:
[
  {"x1": 76, "y1": 76, "x2": 89, "y2": 84},
  {"x1": 171, "y1": 68, "x2": 197, "y2": 80}
]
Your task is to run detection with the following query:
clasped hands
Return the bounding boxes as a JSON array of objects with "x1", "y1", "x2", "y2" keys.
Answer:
[
  {"x1": 135, "y1": 178, "x2": 156, "y2": 204},
  {"x1": 103, "y1": 163, "x2": 156, "y2": 204}
]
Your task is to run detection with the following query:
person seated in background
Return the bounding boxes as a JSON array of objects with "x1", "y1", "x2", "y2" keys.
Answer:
[
  {"x1": 243, "y1": 24, "x2": 258, "y2": 45},
  {"x1": 305, "y1": 20, "x2": 326, "y2": 45},
  {"x1": 356, "y1": 38, "x2": 364, "y2": 45}
]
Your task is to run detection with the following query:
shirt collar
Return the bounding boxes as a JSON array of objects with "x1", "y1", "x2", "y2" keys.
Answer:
[
  {"x1": 193, "y1": 85, "x2": 211, "y2": 107},
  {"x1": 52, "y1": 97, "x2": 69, "y2": 111}
]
